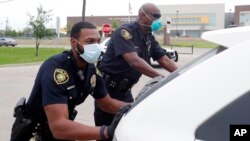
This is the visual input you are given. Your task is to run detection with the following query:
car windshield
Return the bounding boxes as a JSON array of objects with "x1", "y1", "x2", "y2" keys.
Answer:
[{"x1": 131, "y1": 46, "x2": 227, "y2": 110}]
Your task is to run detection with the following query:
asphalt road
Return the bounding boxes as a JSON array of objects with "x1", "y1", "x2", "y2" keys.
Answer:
[{"x1": 0, "y1": 47, "x2": 211, "y2": 141}]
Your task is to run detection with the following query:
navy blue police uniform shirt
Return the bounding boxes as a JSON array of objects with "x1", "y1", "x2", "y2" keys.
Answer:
[
  {"x1": 27, "y1": 50, "x2": 107, "y2": 121},
  {"x1": 100, "y1": 21, "x2": 166, "y2": 83}
]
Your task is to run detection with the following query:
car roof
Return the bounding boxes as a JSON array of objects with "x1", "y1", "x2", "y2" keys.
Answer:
[{"x1": 202, "y1": 26, "x2": 250, "y2": 48}]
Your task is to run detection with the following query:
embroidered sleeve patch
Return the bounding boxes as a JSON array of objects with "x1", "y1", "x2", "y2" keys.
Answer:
[
  {"x1": 54, "y1": 68, "x2": 69, "y2": 84},
  {"x1": 121, "y1": 29, "x2": 132, "y2": 40}
]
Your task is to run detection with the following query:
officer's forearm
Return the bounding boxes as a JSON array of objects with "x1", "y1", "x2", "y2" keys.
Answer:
[
  {"x1": 45, "y1": 104, "x2": 103, "y2": 140},
  {"x1": 96, "y1": 95, "x2": 130, "y2": 114},
  {"x1": 129, "y1": 57, "x2": 163, "y2": 78},
  {"x1": 158, "y1": 56, "x2": 178, "y2": 72},
  {"x1": 49, "y1": 118, "x2": 103, "y2": 140},
  {"x1": 108, "y1": 98, "x2": 130, "y2": 114}
]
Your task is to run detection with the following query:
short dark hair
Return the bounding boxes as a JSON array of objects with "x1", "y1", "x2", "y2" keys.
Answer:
[{"x1": 70, "y1": 21, "x2": 97, "y2": 39}]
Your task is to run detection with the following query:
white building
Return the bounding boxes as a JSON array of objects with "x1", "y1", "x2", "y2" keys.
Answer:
[{"x1": 158, "y1": 4, "x2": 225, "y2": 37}]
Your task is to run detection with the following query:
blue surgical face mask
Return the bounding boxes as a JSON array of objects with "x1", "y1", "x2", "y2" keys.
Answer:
[
  {"x1": 76, "y1": 43, "x2": 101, "y2": 64},
  {"x1": 151, "y1": 19, "x2": 162, "y2": 31},
  {"x1": 140, "y1": 8, "x2": 162, "y2": 31}
]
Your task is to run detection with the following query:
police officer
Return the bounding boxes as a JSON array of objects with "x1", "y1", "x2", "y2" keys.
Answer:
[
  {"x1": 95, "y1": 3, "x2": 178, "y2": 137},
  {"x1": 10, "y1": 21, "x2": 130, "y2": 141}
]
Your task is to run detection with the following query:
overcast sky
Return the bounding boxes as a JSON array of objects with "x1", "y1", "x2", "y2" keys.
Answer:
[{"x1": 0, "y1": 0, "x2": 249, "y2": 30}]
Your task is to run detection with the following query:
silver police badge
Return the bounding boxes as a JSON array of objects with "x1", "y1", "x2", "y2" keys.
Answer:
[
  {"x1": 90, "y1": 74, "x2": 96, "y2": 88},
  {"x1": 54, "y1": 68, "x2": 69, "y2": 85}
]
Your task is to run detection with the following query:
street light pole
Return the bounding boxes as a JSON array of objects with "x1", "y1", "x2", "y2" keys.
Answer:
[{"x1": 176, "y1": 10, "x2": 179, "y2": 37}]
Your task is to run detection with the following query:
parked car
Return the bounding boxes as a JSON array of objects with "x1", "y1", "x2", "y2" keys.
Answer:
[
  {"x1": 150, "y1": 48, "x2": 178, "y2": 67},
  {"x1": 0, "y1": 37, "x2": 17, "y2": 47},
  {"x1": 113, "y1": 26, "x2": 250, "y2": 141},
  {"x1": 98, "y1": 37, "x2": 178, "y2": 67},
  {"x1": 98, "y1": 37, "x2": 111, "y2": 62}
]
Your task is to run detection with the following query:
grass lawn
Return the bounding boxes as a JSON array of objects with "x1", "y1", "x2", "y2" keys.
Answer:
[
  {"x1": 0, "y1": 47, "x2": 66, "y2": 65},
  {"x1": 156, "y1": 37, "x2": 218, "y2": 48},
  {"x1": 0, "y1": 37, "x2": 217, "y2": 65},
  {"x1": 170, "y1": 39, "x2": 218, "y2": 48}
]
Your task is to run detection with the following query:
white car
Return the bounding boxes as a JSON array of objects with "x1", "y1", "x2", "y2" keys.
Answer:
[
  {"x1": 0, "y1": 37, "x2": 17, "y2": 47},
  {"x1": 150, "y1": 48, "x2": 178, "y2": 67},
  {"x1": 113, "y1": 26, "x2": 250, "y2": 141},
  {"x1": 98, "y1": 37, "x2": 178, "y2": 67}
]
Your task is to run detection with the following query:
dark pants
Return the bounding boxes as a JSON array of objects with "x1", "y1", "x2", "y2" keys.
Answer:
[
  {"x1": 94, "y1": 88, "x2": 134, "y2": 141},
  {"x1": 11, "y1": 120, "x2": 69, "y2": 141}
]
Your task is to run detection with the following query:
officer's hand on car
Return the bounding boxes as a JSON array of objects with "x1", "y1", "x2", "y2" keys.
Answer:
[
  {"x1": 135, "y1": 76, "x2": 164, "y2": 100},
  {"x1": 101, "y1": 104, "x2": 131, "y2": 139}
]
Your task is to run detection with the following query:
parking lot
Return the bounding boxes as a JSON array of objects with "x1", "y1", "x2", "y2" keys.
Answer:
[{"x1": 0, "y1": 47, "x2": 211, "y2": 140}]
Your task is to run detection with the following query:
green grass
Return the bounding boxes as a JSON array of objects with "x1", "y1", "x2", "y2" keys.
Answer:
[
  {"x1": 170, "y1": 40, "x2": 218, "y2": 48},
  {"x1": 156, "y1": 37, "x2": 218, "y2": 48},
  {"x1": 0, "y1": 37, "x2": 218, "y2": 65},
  {"x1": 0, "y1": 47, "x2": 66, "y2": 65}
]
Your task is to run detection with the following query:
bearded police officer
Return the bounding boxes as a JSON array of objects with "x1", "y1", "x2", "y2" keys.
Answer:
[
  {"x1": 95, "y1": 3, "x2": 178, "y2": 139},
  {"x1": 10, "y1": 21, "x2": 131, "y2": 141}
]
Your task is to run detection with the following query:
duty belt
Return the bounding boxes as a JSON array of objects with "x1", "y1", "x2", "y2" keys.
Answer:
[{"x1": 103, "y1": 74, "x2": 134, "y2": 92}]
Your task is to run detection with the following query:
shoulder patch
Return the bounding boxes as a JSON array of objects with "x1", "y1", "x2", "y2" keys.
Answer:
[
  {"x1": 54, "y1": 68, "x2": 69, "y2": 85},
  {"x1": 96, "y1": 68, "x2": 103, "y2": 77},
  {"x1": 121, "y1": 29, "x2": 132, "y2": 40}
]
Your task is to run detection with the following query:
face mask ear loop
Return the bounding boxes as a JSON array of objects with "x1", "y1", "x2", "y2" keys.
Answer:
[
  {"x1": 141, "y1": 8, "x2": 154, "y2": 22},
  {"x1": 75, "y1": 47, "x2": 82, "y2": 55},
  {"x1": 75, "y1": 39, "x2": 84, "y2": 54}
]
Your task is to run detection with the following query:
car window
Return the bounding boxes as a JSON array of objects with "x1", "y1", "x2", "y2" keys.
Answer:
[
  {"x1": 195, "y1": 90, "x2": 250, "y2": 141},
  {"x1": 131, "y1": 46, "x2": 227, "y2": 110}
]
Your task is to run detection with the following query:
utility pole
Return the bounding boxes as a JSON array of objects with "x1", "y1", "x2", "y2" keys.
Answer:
[
  {"x1": 5, "y1": 17, "x2": 8, "y2": 36},
  {"x1": 82, "y1": 0, "x2": 86, "y2": 21}
]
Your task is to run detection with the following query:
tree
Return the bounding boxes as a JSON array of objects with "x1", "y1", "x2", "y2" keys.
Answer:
[
  {"x1": 65, "y1": 24, "x2": 72, "y2": 36},
  {"x1": 111, "y1": 20, "x2": 119, "y2": 30},
  {"x1": 45, "y1": 28, "x2": 56, "y2": 39},
  {"x1": 22, "y1": 27, "x2": 33, "y2": 37},
  {"x1": 5, "y1": 28, "x2": 18, "y2": 37},
  {"x1": 28, "y1": 5, "x2": 52, "y2": 56}
]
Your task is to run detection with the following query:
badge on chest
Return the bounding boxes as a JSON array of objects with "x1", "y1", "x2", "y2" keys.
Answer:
[{"x1": 90, "y1": 74, "x2": 96, "y2": 88}]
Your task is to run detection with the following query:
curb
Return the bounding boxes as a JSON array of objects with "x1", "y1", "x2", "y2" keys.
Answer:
[{"x1": 0, "y1": 62, "x2": 43, "y2": 68}]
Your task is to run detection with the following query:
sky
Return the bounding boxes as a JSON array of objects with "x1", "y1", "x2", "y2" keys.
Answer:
[{"x1": 0, "y1": 0, "x2": 249, "y2": 31}]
